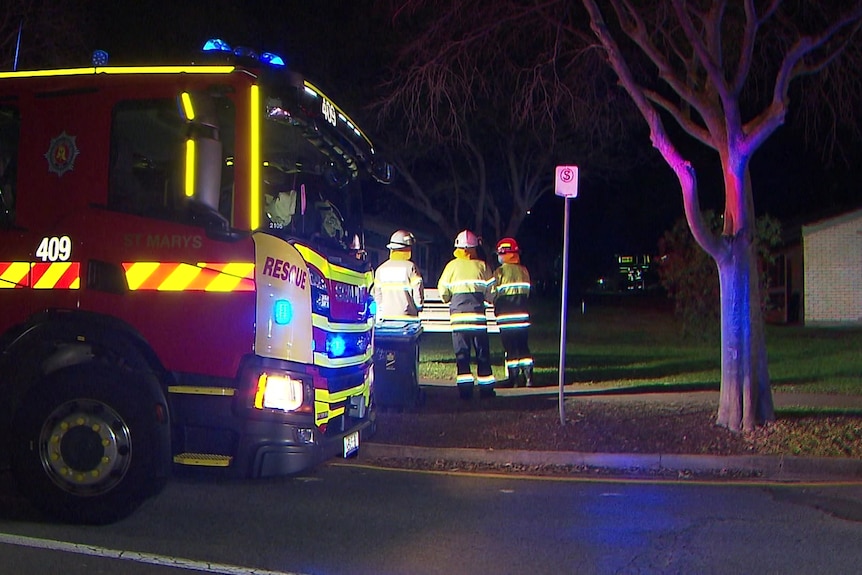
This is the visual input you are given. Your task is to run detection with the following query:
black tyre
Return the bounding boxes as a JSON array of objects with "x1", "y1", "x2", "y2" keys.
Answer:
[{"x1": 10, "y1": 363, "x2": 170, "y2": 524}]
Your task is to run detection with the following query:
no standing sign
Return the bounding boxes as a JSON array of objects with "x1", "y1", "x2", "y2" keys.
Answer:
[{"x1": 555, "y1": 165, "x2": 579, "y2": 198}]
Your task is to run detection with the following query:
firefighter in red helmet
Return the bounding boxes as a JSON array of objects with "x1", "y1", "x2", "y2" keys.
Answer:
[
  {"x1": 493, "y1": 237, "x2": 534, "y2": 387},
  {"x1": 437, "y1": 230, "x2": 496, "y2": 399}
]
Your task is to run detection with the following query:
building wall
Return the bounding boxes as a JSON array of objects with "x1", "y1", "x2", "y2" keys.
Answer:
[{"x1": 802, "y1": 209, "x2": 862, "y2": 325}]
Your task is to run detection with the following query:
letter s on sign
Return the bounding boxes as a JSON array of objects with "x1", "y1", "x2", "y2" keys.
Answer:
[{"x1": 35, "y1": 236, "x2": 72, "y2": 262}]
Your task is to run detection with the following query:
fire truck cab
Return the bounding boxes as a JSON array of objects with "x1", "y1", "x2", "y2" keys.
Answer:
[{"x1": 0, "y1": 40, "x2": 389, "y2": 524}]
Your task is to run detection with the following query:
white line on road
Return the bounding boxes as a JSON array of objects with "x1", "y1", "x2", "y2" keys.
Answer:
[{"x1": 0, "y1": 532, "x2": 311, "y2": 575}]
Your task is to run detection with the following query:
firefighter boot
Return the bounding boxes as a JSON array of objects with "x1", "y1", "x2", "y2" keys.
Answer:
[
  {"x1": 479, "y1": 385, "x2": 496, "y2": 399},
  {"x1": 525, "y1": 366, "x2": 535, "y2": 387},
  {"x1": 458, "y1": 384, "x2": 474, "y2": 400},
  {"x1": 509, "y1": 366, "x2": 526, "y2": 388}
]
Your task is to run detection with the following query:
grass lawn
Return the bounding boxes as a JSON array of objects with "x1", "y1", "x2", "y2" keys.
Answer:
[{"x1": 417, "y1": 296, "x2": 862, "y2": 395}]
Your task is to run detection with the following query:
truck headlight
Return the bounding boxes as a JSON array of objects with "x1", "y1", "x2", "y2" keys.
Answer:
[{"x1": 253, "y1": 373, "x2": 304, "y2": 412}]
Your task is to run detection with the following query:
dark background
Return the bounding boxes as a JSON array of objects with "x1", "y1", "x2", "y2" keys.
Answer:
[{"x1": 62, "y1": 1, "x2": 860, "y2": 285}]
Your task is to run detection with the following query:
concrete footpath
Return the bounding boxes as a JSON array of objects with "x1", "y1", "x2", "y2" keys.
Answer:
[{"x1": 357, "y1": 381, "x2": 862, "y2": 482}]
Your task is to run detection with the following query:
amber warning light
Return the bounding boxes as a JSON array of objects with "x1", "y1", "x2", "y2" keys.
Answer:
[{"x1": 555, "y1": 165, "x2": 579, "y2": 198}]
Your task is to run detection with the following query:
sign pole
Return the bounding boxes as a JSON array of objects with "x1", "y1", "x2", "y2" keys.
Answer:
[
  {"x1": 554, "y1": 166, "x2": 578, "y2": 426},
  {"x1": 558, "y1": 196, "x2": 571, "y2": 425}
]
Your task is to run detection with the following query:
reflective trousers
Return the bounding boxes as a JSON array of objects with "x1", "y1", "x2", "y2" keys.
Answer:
[
  {"x1": 500, "y1": 326, "x2": 532, "y2": 370},
  {"x1": 452, "y1": 329, "x2": 494, "y2": 388}
]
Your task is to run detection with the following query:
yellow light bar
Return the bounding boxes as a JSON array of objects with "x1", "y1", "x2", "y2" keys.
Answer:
[
  {"x1": 250, "y1": 84, "x2": 261, "y2": 230},
  {"x1": 97, "y1": 66, "x2": 235, "y2": 75},
  {"x1": 180, "y1": 92, "x2": 195, "y2": 120},
  {"x1": 0, "y1": 65, "x2": 235, "y2": 80},
  {"x1": 184, "y1": 139, "x2": 196, "y2": 197}
]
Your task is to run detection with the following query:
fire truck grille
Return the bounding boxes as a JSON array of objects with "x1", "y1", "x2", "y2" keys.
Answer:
[
  {"x1": 322, "y1": 413, "x2": 365, "y2": 438},
  {"x1": 322, "y1": 367, "x2": 367, "y2": 394}
]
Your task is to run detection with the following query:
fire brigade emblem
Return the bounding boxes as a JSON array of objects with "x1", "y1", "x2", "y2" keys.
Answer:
[{"x1": 44, "y1": 131, "x2": 80, "y2": 177}]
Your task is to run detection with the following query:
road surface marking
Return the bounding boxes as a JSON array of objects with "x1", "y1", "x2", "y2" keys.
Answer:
[{"x1": 0, "y1": 532, "x2": 310, "y2": 575}]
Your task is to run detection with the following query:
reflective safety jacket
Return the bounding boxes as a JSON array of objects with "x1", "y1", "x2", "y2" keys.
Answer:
[
  {"x1": 438, "y1": 255, "x2": 494, "y2": 331},
  {"x1": 494, "y1": 262, "x2": 530, "y2": 310},
  {"x1": 373, "y1": 257, "x2": 424, "y2": 320},
  {"x1": 494, "y1": 261, "x2": 531, "y2": 330}
]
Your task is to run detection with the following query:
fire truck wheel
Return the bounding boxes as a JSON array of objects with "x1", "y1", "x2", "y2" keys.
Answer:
[{"x1": 10, "y1": 363, "x2": 168, "y2": 525}]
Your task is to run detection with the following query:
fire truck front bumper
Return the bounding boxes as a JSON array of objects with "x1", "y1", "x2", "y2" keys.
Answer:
[{"x1": 242, "y1": 412, "x2": 376, "y2": 478}]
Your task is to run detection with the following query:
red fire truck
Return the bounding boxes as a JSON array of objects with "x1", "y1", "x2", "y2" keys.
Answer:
[{"x1": 0, "y1": 39, "x2": 390, "y2": 524}]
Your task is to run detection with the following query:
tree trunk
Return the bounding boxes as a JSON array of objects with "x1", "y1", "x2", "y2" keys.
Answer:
[
  {"x1": 715, "y1": 234, "x2": 775, "y2": 431},
  {"x1": 713, "y1": 162, "x2": 775, "y2": 432},
  {"x1": 678, "y1": 155, "x2": 775, "y2": 433}
]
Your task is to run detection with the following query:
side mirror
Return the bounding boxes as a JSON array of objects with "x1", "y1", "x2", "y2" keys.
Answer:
[
  {"x1": 190, "y1": 136, "x2": 223, "y2": 211},
  {"x1": 371, "y1": 160, "x2": 393, "y2": 185}
]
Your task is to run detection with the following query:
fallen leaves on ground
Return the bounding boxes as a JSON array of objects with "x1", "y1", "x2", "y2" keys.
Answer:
[{"x1": 370, "y1": 387, "x2": 862, "y2": 459}]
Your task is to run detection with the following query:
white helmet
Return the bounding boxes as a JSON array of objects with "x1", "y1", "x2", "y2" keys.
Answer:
[
  {"x1": 387, "y1": 229, "x2": 415, "y2": 250},
  {"x1": 454, "y1": 229, "x2": 479, "y2": 248}
]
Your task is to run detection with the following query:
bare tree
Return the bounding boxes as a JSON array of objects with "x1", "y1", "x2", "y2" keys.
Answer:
[
  {"x1": 0, "y1": 0, "x2": 89, "y2": 70},
  {"x1": 374, "y1": 0, "x2": 631, "y2": 246},
  {"x1": 580, "y1": 0, "x2": 862, "y2": 431}
]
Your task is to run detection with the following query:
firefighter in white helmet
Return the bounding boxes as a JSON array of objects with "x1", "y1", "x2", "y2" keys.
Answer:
[
  {"x1": 373, "y1": 229, "x2": 425, "y2": 321},
  {"x1": 493, "y1": 237, "x2": 534, "y2": 387},
  {"x1": 437, "y1": 229, "x2": 496, "y2": 399}
]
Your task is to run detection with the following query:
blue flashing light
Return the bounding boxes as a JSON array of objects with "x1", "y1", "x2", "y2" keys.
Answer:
[
  {"x1": 203, "y1": 38, "x2": 232, "y2": 53},
  {"x1": 92, "y1": 50, "x2": 109, "y2": 66},
  {"x1": 261, "y1": 52, "x2": 286, "y2": 67},
  {"x1": 273, "y1": 300, "x2": 293, "y2": 325},
  {"x1": 329, "y1": 335, "x2": 347, "y2": 358},
  {"x1": 233, "y1": 46, "x2": 258, "y2": 59}
]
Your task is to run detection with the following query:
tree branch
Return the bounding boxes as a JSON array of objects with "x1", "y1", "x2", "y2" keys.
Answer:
[
  {"x1": 744, "y1": 1, "x2": 862, "y2": 154},
  {"x1": 582, "y1": 0, "x2": 724, "y2": 258}
]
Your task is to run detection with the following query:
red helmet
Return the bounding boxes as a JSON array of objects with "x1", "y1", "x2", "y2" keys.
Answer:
[{"x1": 495, "y1": 237, "x2": 520, "y2": 254}]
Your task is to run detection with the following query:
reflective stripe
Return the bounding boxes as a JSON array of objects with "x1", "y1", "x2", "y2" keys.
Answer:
[
  {"x1": 506, "y1": 357, "x2": 533, "y2": 369},
  {"x1": 495, "y1": 310, "x2": 530, "y2": 330},
  {"x1": 452, "y1": 324, "x2": 489, "y2": 332},
  {"x1": 456, "y1": 374, "x2": 475, "y2": 385},
  {"x1": 497, "y1": 321, "x2": 531, "y2": 330},
  {"x1": 496, "y1": 312, "x2": 530, "y2": 329},
  {"x1": 31, "y1": 262, "x2": 80, "y2": 289},
  {"x1": 0, "y1": 262, "x2": 80, "y2": 289},
  {"x1": 450, "y1": 311, "x2": 488, "y2": 332},
  {"x1": 443, "y1": 278, "x2": 493, "y2": 292},
  {"x1": 495, "y1": 281, "x2": 531, "y2": 296},
  {"x1": 123, "y1": 262, "x2": 254, "y2": 291},
  {"x1": 477, "y1": 374, "x2": 496, "y2": 386},
  {"x1": 0, "y1": 262, "x2": 31, "y2": 288}
]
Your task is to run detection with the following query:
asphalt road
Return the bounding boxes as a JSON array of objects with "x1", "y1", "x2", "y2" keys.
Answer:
[{"x1": 2, "y1": 464, "x2": 862, "y2": 574}]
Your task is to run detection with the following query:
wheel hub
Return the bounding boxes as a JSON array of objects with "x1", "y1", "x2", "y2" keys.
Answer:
[{"x1": 40, "y1": 399, "x2": 132, "y2": 494}]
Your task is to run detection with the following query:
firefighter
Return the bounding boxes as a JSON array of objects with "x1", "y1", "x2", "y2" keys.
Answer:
[
  {"x1": 493, "y1": 237, "x2": 534, "y2": 388},
  {"x1": 437, "y1": 230, "x2": 496, "y2": 399},
  {"x1": 373, "y1": 229, "x2": 425, "y2": 321}
]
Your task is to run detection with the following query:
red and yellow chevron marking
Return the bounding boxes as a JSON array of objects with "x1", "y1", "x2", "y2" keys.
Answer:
[
  {"x1": 0, "y1": 262, "x2": 80, "y2": 289},
  {"x1": 0, "y1": 262, "x2": 31, "y2": 288},
  {"x1": 31, "y1": 262, "x2": 81, "y2": 289},
  {"x1": 123, "y1": 262, "x2": 255, "y2": 292}
]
